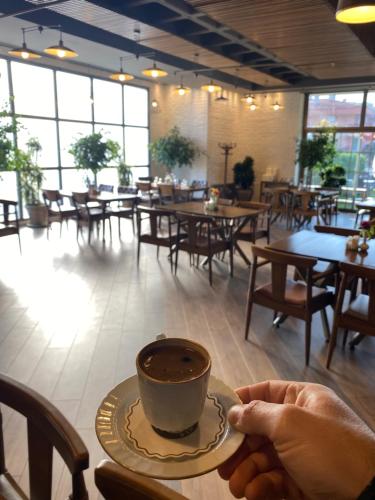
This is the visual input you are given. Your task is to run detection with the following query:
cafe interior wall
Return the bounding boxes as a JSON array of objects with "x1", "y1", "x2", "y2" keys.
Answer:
[{"x1": 150, "y1": 83, "x2": 304, "y2": 197}]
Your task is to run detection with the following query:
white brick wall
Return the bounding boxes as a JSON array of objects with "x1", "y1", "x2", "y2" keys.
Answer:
[{"x1": 150, "y1": 84, "x2": 304, "y2": 198}]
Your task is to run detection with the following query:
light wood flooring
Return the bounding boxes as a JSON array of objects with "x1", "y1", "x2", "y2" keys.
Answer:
[{"x1": 0, "y1": 214, "x2": 374, "y2": 499}]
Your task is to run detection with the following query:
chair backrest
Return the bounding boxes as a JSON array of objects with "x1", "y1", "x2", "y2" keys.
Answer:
[
  {"x1": 95, "y1": 460, "x2": 187, "y2": 500},
  {"x1": 158, "y1": 183, "x2": 175, "y2": 198},
  {"x1": 175, "y1": 212, "x2": 214, "y2": 247},
  {"x1": 98, "y1": 184, "x2": 114, "y2": 193},
  {"x1": 339, "y1": 262, "x2": 375, "y2": 323},
  {"x1": 314, "y1": 225, "x2": 360, "y2": 237},
  {"x1": 251, "y1": 245, "x2": 317, "y2": 302},
  {"x1": 218, "y1": 198, "x2": 233, "y2": 206},
  {"x1": 136, "y1": 205, "x2": 173, "y2": 238},
  {"x1": 136, "y1": 182, "x2": 152, "y2": 193},
  {"x1": 238, "y1": 201, "x2": 271, "y2": 213},
  {"x1": 0, "y1": 199, "x2": 19, "y2": 228},
  {"x1": 72, "y1": 191, "x2": 90, "y2": 206},
  {"x1": 118, "y1": 186, "x2": 137, "y2": 194},
  {"x1": 42, "y1": 189, "x2": 61, "y2": 203},
  {"x1": 0, "y1": 373, "x2": 89, "y2": 500}
]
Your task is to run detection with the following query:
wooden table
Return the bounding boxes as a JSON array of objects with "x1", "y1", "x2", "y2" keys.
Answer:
[
  {"x1": 268, "y1": 230, "x2": 375, "y2": 268},
  {"x1": 162, "y1": 201, "x2": 261, "y2": 266},
  {"x1": 0, "y1": 198, "x2": 18, "y2": 225},
  {"x1": 61, "y1": 191, "x2": 138, "y2": 206}
]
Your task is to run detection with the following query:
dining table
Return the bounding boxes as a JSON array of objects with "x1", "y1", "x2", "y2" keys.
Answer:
[
  {"x1": 60, "y1": 190, "x2": 138, "y2": 207},
  {"x1": 160, "y1": 201, "x2": 261, "y2": 266}
]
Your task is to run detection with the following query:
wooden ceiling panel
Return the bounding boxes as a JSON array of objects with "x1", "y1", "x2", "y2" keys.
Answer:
[{"x1": 187, "y1": 0, "x2": 375, "y2": 80}]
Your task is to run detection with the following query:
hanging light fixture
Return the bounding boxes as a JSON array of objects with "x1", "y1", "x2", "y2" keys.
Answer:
[
  {"x1": 272, "y1": 101, "x2": 282, "y2": 111},
  {"x1": 110, "y1": 57, "x2": 134, "y2": 82},
  {"x1": 215, "y1": 89, "x2": 228, "y2": 102},
  {"x1": 241, "y1": 93, "x2": 254, "y2": 104},
  {"x1": 142, "y1": 62, "x2": 168, "y2": 78},
  {"x1": 249, "y1": 103, "x2": 257, "y2": 111},
  {"x1": 201, "y1": 80, "x2": 222, "y2": 93},
  {"x1": 8, "y1": 29, "x2": 41, "y2": 59},
  {"x1": 175, "y1": 78, "x2": 191, "y2": 96},
  {"x1": 336, "y1": 0, "x2": 375, "y2": 23},
  {"x1": 44, "y1": 29, "x2": 78, "y2": 58}
]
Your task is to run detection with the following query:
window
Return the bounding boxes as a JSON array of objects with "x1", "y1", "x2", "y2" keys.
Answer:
[
  {"x1": 365, "y1": 91, "x2": 375, "y2": 127},
  {"x1": 124, "y1": 85, "x2": 148, "y2": 127},
  {"x1": 94, "y1": 124, "x2": 124, "y2": 157},
  {"x1": 57, "y1": 71, "x2": 92, "y2": 121},
  {"x1": 0, "y1": 59, "x2": 9, "y2": 108},
  {"x1": 18, "y1": 118, "x2": 58, "y2": 168},
  {"x1": 306, "y1": 92, "x2": 364, "y2": 128},
  {"x1": 59, "y1": 121, "x2": 93, "y2": 168},
  {"x1": 93, "y1": 79, "x2": 122, "y2": 124},
  {"x1": 12, "y1": 62, "x2": 55, "y2": 117},
  {"x1": 124, "y1": 127, "x2": 149, "y2": 165},
  {"x1": 41, "y1": 169, "x2": 60, "y2": 190}
]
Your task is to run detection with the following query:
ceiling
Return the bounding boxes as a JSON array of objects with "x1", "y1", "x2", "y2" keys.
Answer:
[{"x1": 0, "y1": 0, "x2": 374, "y2": 92}]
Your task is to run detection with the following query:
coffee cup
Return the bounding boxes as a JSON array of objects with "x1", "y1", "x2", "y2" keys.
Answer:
[{"x1": 136, "y1": 337, "x2": 211, "y2": 438}]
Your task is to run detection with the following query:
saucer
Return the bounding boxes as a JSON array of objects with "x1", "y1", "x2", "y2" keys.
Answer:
[{"x1": 95, "y1": 375, "x2": 244, "y2": 479}]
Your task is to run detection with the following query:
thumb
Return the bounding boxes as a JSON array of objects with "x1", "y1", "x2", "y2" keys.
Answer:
[{"x1": 228, "y1": 400, "x2": 286, "y2": 441}]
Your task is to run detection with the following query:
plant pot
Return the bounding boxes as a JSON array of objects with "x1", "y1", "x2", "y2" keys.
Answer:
[
  {"x1": 26, "y1": 204, "x2": 48, "y2": 228},
  {"x1": 236, "y1": 188, "x2": 253, "y2": 202}
]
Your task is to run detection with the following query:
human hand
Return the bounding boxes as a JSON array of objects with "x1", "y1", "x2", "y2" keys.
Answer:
[{"x1": 218, "y1": 380, "x2": 375, "y2": 500}]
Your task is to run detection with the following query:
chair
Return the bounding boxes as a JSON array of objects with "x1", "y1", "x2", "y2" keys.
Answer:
[
  {"x1": 0, "y1": 199, "x2": 21, "y2": 253},
  {"x1": 217, "y1": 198, "x2": 233, "y2": 206},
  {"x1": 0, "y1": 373, "x2": 89, "y2": 500},
  {"x1": 98, "y1": 184, "x2": 114, "y2": 193},
  {"x1": 237, "y1": 201, "x2": 272, "y2": 244},
  {"x1": 42, "y1": 189, "x2": 77, "y2": 237},
  {"x1": 314, "y1": 225, "x2": 360, "y2": 237},
  {"x1": 136, "y1": 182, "x2": 159, "y2": 206},
  {"x1": 245, "y1": 246, "x2": 334, "y2": 364},
  {"x1": 95, "y1": 459, "x2": 187, "y2": 500},
  {"x1": 270, "y1": 189, "x2": 289, "y2": 226},
  {"x1": 354, "y1": 206, "x2": 370, "y2": 228},
  {"x1": 292, "y1": 192, "x2": 322, "y2": 228},
  {"x1": 136, "y1": 206, "x2": 180, "y2": 271},
  {"x1": 174, "y1": 212, "x2": 233, "y2": 286},
  {"x1": 158, "y1": 183, "x2": 176, "y2": 205},
  {"x1": 72, "y1": 191, "x2": 112, "y2": 244},
  {"x1": 326, "y1": 262, "x2": 375, "y2": 368},
  {"x1": 108, "y1": 187, "x2": 136, "y2": 236}
]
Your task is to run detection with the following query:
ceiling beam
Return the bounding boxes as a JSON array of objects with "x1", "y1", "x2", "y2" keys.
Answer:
[
  {"x1": 325, "y1": 0, "x2": 375, "y2": 56},
  {"x1": 0, "y1": 0, "x2": 261, "y2": 90},
  {"x1": 0, "y1": 0, "x2": 70, "y2": 19}
]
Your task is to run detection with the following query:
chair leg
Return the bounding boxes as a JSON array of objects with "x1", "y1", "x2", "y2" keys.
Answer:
[
  {"x1": 326, "y1": 321, "x2": 339, "y2": 369},
  {"x1": 342, "y1": 329, "x2": 349, "y2": 347},
  {"x1": 174, "y1": 247, "x2": 179, "y2": 275},
  {"x1": 132, "y1": 216, "x2": 135, "y2": 235},
  {"x1": 229, "y1": 245, "x2": 234, "y2": 277},
  {"x1": 244, "y1": 300, "x2": 253, "y2": 340},
  {"x1": 354, "y1": 211, "x2": 359, "y2": 228},
  {"x1": 208, "y1": 256, "x2": 213, "y2": 286},
  {"x1": 109, "y1": 218, "x2": 112, "y2": 240},
  {"x1": 305, "y1": 320, "x2": 312, "y2": 365},
  {"x1": 118, "y1": 218, "x2": 121, "y2": 238},
  {"x1": 88, "y1": 221, "x2": 92, "y2": 244},
  {"x1": 157, "y1": 245, "x2": 160, "y2": 259},
  {"x1": 320, "y1": 308, "x2": 330, "y2": 342},
  {"x1": 59, "y1": 220, "x2": 63, "y2": 237},
  {"x1": 137, "y1": 240, "x2": 141, "y2": 265},
  {"x1": 17, "y1": 233, "x2": 22, "y2": 254}
]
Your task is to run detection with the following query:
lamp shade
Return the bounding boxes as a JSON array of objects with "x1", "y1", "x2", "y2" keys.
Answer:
[
  {"x1": 201, "y1": 80, "x2": 222, "y2": 93},
  {"x1": 142, "y1": 63, "x2": 168, "y2": 78},
  {"x1": 176, "y1": 84, "x2": 190, "y2": 96},
  {"x1": 8, "y1": 42, "x2": 41, "y2": 59},
  {"x1": 241, "y1": 94, "x2": 254, "y2": 104},
  {"x1": 110, "y1": 71, "x2": 134, "y2": 82},
  {"x1": 336, "y1": 0, "x2": 375, "y2": 23},
  {"x1": 44, "y1": 40, "x2": 78, "y2": 58}
]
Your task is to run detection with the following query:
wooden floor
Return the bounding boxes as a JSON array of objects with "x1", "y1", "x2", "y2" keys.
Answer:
[{"x1": 0, "y1": 214, "x2": 374, "y2": 499}]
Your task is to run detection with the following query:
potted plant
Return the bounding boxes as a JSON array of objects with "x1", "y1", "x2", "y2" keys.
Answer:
[
  {"x1": 149, "y1": 126, "x2": 199, "y2": 174},
  {"x1": 297, "y1": 127, "x2": 338, "y2": 187},
  {"x1": 16, "y1": 137, "x2": 46, "y2": 227},
  {"x1": 320, "y1": 164, "x2": 346, "y2": 188},
  {"x1": 118, "y1": 160, "x2": 133, "y2": 187},
  {"x1": 69, "y1": 131, "x2": 120, "y2": 191},
  {"x1": 233, "y1": 156, "x2": 255, "y2": 201}
]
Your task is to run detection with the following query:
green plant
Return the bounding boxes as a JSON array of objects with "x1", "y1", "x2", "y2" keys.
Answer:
[
  {"x1": 16, "y1": 138, "x2": 44, "y2": 205},
  {"x1": 69, "y1": 132, "x2": 120, "y2": 186},
  {"x1": 118, "y1": 161, "x2": 133, "y2": 186},
  {"x1": 320, "y1": 164, "x2": 346, "y2": 188},
  {"x1": 0, "y1": 106, "x2": 22, "y2": 172},
  {"x1": 149, "y1": 126, "x2": 199, "y2": 173},
  {"x1": 233, "y1": 156, "x2": 255, "y2": 189}
]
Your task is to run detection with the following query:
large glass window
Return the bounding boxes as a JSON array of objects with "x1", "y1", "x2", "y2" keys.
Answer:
[
  {"x1": 0, "y1": 59, "x2": 149, "y2": 212},
  {"x1": 306, "y1": 92, "x2": 364, "y2": 128},
  {"x1": 57, "y1": 71, "x2": 92, "y2": 121},
  {"x1": 12, "y1": 62, "x2": 55, "y2": 117},
  {"x1": 305, "y1": 91, "x2": 375, "y2": 209},
  {"x1": 0, "y1": 59, "x2": 9, "y2": 108},
  {"x1": 93, "y1": 79, "x2": 122, "y2": 124}
]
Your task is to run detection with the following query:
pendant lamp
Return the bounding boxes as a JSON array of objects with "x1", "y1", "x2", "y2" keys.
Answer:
[{"x1": 336, "y1": 0, "x2": 375, "y2": 23}]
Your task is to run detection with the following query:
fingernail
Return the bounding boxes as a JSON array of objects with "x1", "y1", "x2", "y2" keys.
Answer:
[{"x1": 228, "y1": 404, "x2": 242, "y2": 425}]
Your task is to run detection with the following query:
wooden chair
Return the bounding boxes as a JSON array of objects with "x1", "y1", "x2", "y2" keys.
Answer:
[
  {"x1": 136, "y1": 206, "x2": 180, "y2": 271},
  {"x1": 174, "y1": 212, "x2": 233, "y2": 286},
  {"x1": 0, "y1": 373, "x2": 89, "y2": 500},
  {"x1": 95, "y1": 460, "x2": 187, "y2": 500},
  {"x1": 326, "y1": 262, "x2": 375, "y2": 368},
  {"x1": 217, "y1": 198, "x2": 233, "y2": 206},
  {"x1": 292, "y1": 192, "x2": 322, "y2": 228},
  {"x1": 108, "y1": 186, "x2": 136, "y2": 236},
  {"x1": 136, "y1": 182, "x2": 159, "y2": 206},
  {"x1": 42, "y1": 189, "x2": 77, "y2": 237},
  {"x1": 269, "y1": 189, "x2": 289, "y2": 226},
  {"x1": 245, "y1": 246, "x2": 334, "y2": 364},
  {"x1": 236, "y1": 201, "x2": 272, "y2": 244},
  {"x1": 72, "y1": 191, "x2": 111, "y2": 244},
  {"x1": 314, "y1": 225, "x2": 360, "y2": 237},
  {"x1": 158, "y1": 183, "x2": 176, "y2": 205},
  {"x1": 0, "y1": 199, "x2": 21, "y2": 253}
]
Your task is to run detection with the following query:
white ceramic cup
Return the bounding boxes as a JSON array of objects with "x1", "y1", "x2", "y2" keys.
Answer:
[{"x1": 136, "y1": 338, "x2": 211, "y2": 437}]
